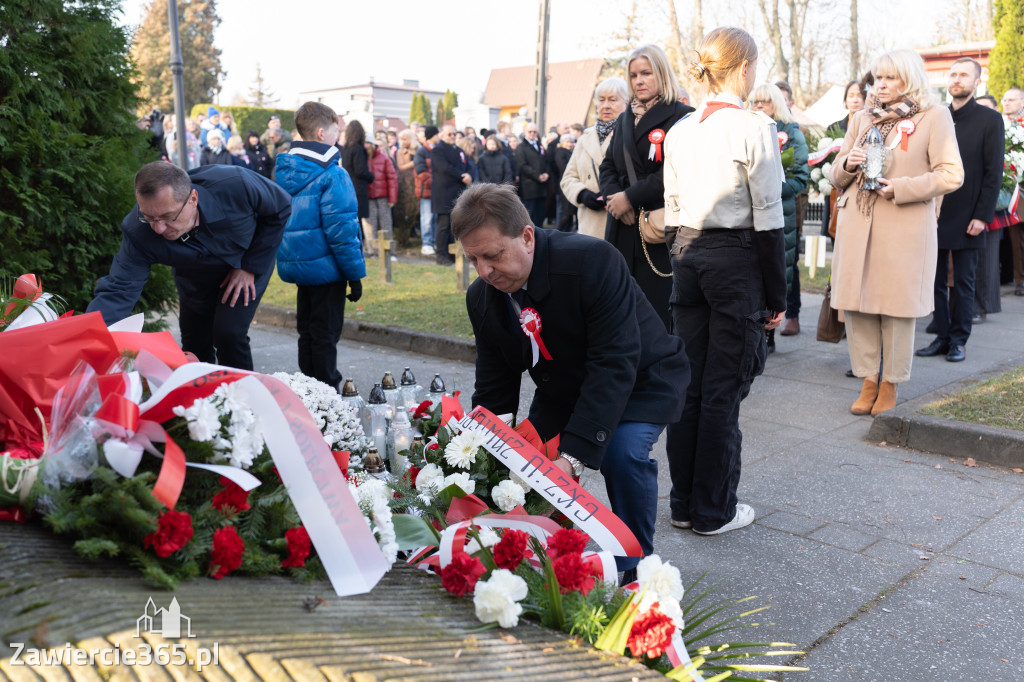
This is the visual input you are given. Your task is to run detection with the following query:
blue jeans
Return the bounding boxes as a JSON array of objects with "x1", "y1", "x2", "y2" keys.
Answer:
[
  {"x1": 599, "y1": 421, "x2": 665, "y2": 571},
  {"x1": 419, "y1": 198, "x2": 436, "y2": 247}
]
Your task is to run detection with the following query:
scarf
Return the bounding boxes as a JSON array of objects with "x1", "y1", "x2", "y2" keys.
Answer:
[
  {"x1": 595, "y1": 119, "x2": 615, "y2": 143},
  {"x1": 854, "y1": 96, "x2": 920, "y2": 219},
  {"x1": 630, "y1": 96, "x2": 657, "y2": 124}
]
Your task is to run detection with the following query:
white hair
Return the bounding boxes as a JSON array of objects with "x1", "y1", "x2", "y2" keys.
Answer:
[{"x1": 594, "y1": 76, "x2": 629, "y2": 103}]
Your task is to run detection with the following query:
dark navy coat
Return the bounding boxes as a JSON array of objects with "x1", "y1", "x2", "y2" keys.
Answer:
[{"x1": 430, "y1": 141, "x2": 469, "y2": 214}]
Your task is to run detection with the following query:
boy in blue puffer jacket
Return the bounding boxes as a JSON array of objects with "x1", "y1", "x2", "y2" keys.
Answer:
[{"x1": 275, "y1": 102, "x2": 365, "y2": 391}]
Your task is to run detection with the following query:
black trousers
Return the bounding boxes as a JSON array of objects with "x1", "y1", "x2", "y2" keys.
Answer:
[
  {"x1": 523, "y1": 197, "x2": 546, "y2": 228},
  {"x1": 665, "y1": 228, "x2": 768, "y2": 532},
  {"x1": 296, "y1": 281, "x2": 347, "y2": 391},
  {"x1": 556, "y1": 192, "x2": 576, "y2": 232},
  {"x1": 435, "y1": 213, "x2": 454, "y2": 264},
  {"x1": 175, "y1": 264, "x2": 273, "y2": 371},
  {"x1": 974, "y1": 229, "x2": 1002, "y2": 314},
  {"x1": 934, "y1": 248, "x2": 979, "y2": 347}
]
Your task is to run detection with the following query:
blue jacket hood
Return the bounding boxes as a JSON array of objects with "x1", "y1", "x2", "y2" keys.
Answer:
[{"x1": 275, "y1": 143, "x2": 339, "y2": 194}]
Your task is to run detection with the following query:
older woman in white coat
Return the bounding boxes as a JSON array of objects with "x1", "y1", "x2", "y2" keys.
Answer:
[{"x1": 560, "y1": 77, "x2": 629, "y2": 238}]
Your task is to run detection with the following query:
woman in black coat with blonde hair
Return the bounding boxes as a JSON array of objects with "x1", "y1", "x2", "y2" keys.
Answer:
[{"x1": 599, "y1": 44, "x2": 693, "y2": 331}]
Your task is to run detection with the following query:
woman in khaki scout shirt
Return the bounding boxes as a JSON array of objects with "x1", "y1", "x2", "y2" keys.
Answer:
[{"x1": 829, "y1": 50, "x2": 963, "y2": 416}]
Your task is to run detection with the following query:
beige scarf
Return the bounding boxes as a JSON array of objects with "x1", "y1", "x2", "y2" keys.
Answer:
[{"x1": 630, "y1": 95, "x2": 658, "y2": 125}]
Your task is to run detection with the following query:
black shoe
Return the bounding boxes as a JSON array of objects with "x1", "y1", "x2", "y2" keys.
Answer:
[
  {"x1": 619, "y1": 568, "x2": 637, "y2": 587},
  {"x1": 925, "y1": 319, "x2": 938, "y2": 334},
  {"x1": 946, "y1": 345, "x2": 966, "y2": 362},
  {"x1": 915, "y1": 339, "x2": 950, "y2": 357},
  {"x1": 971, "y1": 313, "x2": 986, "y2": 324}
]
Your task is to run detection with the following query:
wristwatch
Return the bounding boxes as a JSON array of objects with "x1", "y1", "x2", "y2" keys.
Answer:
[{"x1": 558, "y1": 452, "x2": 585, "y2": 477}]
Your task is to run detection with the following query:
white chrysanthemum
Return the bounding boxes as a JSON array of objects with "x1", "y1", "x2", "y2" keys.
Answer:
[
  {"x1": 491, "y1": 479, "x2": 526, "y2": 512},
  {"x1": 371, "y1": 495, "x2": 398, "y2": 566},
  {"x1": 442, "y1": 472, "x2": 475, "y2": 496},
  {"x1": 817, "y1": 137, "x2": 833, "y2": 151},
  {"x1": 175, "y1": 398, "x2": 221, "y2": 442},
  {"x1": 415, "y1": 463, "x2": 443, "y2": 493},
  {"x1": 444, "y1": 430, "x2": 486, "y2": 469},
  {"x1": 821, "y1": 162, "x2": 832, "y2": 177},
  {"x1": 213, "y1": 381, "x2": 249, "y2": 414},
  {"x1": 810, "y1": 167, "x2": 822, "y2": 182},
  {"x1": 271, "y1": 372, "x2": 370, "y2": 453},
  {"x1": 356, "y1": 477, "x2": 391, "y2": 508},
  {"x1": 818, "y1": 178, "x2": 832, "y2": 195},
  {"x1": 474, "y1": 569, "x2": 528, "y2": 628},
  {"x1": 637, "y1": 555, "x2": 684, "y2": 602}
]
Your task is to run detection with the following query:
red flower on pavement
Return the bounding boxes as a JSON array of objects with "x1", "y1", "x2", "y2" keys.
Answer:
[
  {"x1": 211, "y1": 476, "x2": 250, "y2": 514},
  {"x1": 440, "y1": 551, "x2": 485, "y2": 596},
  {"x1": 281, "y1": 526, "x2": 311, "y2": 568},
  {"x1": 143, "y1": 510, "x2": 194, "y2": 558},
  {"x1": 208, "y1": 526, "x2": 245, "y2": 579},
  {"x1": 627, "y1": 606, "x2": 676, "y2": 659},
  {"x1": 546, "y1": 527, "x2": 589, "y2": 560},
  {"x1": 412, "y1": 400, "x2": 433, "y2": 419},
  {"x1": 551, "y1": 552, "x2": 598, "y2": 595},
  {"x1": 492, "y1": 529, "x2": 529, "y2": 570}
]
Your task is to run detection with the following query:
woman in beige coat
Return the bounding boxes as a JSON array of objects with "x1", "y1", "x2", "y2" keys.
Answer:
[
  {"x1": 560, "y1": 77, "x2": 628, "y2": 238},
  {"x1": 829, "y1": 49, "x2": 963, "y2": 416}
]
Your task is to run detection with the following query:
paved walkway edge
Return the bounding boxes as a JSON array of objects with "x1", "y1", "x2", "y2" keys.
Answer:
[{"x1": 254, "y1": 305, "x2": 477, "y2": 364}]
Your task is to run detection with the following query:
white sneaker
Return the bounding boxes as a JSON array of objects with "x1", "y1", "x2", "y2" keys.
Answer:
[
  {"x1": 421, "y1": 245, "x2": 436, "y2": 256},
  {"x1": 692, "y1": 504, "x2": 755, "y2": 536},
  {"x1": 670, "y1": 519, "x2": 692, "y2": 529}
]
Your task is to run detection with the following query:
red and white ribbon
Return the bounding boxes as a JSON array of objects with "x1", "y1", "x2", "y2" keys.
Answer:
[
  {"x1": 518, "y1": 307, "x2": 552, "y2": 366},
  {"x1": 648, "y1": 129, "x2": 665, "y2": 162},
  {"x1": 896, "y1": 119, "x2": 916, "y2": 152},
  {"x1": 777, "y1": 130, "x2": 789, "y2": 149},
  {"x1": 456, "y1": 406, "x2": 643, "y2": 558},
  {"x1": 807, "y1": 141, "x2": 842, "y2": 166}
]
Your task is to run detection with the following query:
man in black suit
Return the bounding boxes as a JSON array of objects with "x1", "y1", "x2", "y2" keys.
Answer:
[
  {"x1": 515, "y1": 123, "x2": 550, "y2": 228},
  {"x1": 87, "y1": 161, "x2": 292, "y2": 370},
  {"x1": 452, "y1": 183, "x2": 690, "y2": 581},
  {"x1": 430, "y1": 124, "x2": 472, "y2": 265},
  {"x1": 916, "y1": 58, "x2": 1004, "y2": 363}
]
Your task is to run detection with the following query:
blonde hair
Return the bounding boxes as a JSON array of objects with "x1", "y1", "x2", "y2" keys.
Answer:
[
  {"x1": 749, "y1": 83, "x2": 795, "y2": 124},
  {"x1": 458, "y1": 137, "x2": 478, "y2": 161},
  {"x1": 226, "y1": 134, "x2": 244, "y2": 152},
  {"x1": 690, "y1": 26, "x2": 758, "y2": 96},
  {"x1": 872, "y1": 50, "x2": 938, "y2": 110},
  {"x1": 398, "y1": 128, "x2": 418, "y2": 147},
  {"x1": 627, "y1": 45, "x2": 679, "y2": 104}
]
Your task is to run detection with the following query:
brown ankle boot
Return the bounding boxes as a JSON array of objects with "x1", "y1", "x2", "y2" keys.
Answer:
[
  {"x1": 871, "y1": 381, "x2": 899, "y2": 415},
  {"x1": 850, "y1": 378, "x2": 879, "y2": 415}
]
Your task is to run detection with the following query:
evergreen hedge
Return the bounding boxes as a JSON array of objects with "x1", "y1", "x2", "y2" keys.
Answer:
[
  {"x1": 189, "y1": 104, "x2": 295, "y2": 136},
  {"x1": 0, "y1": 0, "x2": 176, "y2": 322},
  {"x1": 988, "y1": 0, "x2": 1024, "y2": 101}
]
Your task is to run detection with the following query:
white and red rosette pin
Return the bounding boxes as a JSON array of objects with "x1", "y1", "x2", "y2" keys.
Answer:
[
  {"x1": 648, "y1": 129, "x2": 666, "y2": 162},
  {"x1": 777, "y1": 130, "x2": 789, "y2": 149},
  {"x1": 519, "y1": 307, "x2": 553, "y2": 366},
  {"x1": 896, "y1": 119, "x2": 916, "y2": 151}
]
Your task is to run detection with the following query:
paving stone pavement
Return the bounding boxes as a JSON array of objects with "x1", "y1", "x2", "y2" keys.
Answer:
[{"x1": 2, "y1": 284, "x2": 1023, "y2": 680}]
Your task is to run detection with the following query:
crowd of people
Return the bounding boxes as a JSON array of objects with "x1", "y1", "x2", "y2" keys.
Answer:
[{"x1": 105, "y1": 25, "x2": 1021, "y2": 570}]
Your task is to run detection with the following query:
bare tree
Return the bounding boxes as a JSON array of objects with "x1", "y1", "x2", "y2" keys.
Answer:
[
  {"x1": 758, "y1": 0, "x2": 790, "y2": 84},
  {"x1": 849, "y1": 0, "x2": 860, "y2": 80}
]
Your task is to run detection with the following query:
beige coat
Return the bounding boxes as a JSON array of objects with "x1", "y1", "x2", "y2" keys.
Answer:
[
  {"x1": 829, "y1": 106, "x2": 964, "y2": 318},
  {"x1": 560, "y1": 126, "x2": 612, "y2": 238}
]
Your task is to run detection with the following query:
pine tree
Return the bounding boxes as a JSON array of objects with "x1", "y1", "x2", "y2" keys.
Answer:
[
  {"x1": 988, "y1": 0, "x2": 1024, "y2": 101},
  {"x1": 131, "y1": 0, "x2": 226, "y2": 115},
  {"x1": 409, "y1": 92, "x2": 433, "y2": 126},
  {"x1": 0, "y1": 0, "x2": 176, "y2": 317},
  {"x1": 442, "y1": 90, "x2": 459, "y2": 121},
  {"x1": 247, "y1": 63, "x2": 278, "y2": 107}
]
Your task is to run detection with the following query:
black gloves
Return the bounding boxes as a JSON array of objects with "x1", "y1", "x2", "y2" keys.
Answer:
[
  {"x1": 577, "y1": 189, "x2": 605, "y2": 210},
  {"x1": 346, "y1": 280, "x2": 362, "y2": 302}
]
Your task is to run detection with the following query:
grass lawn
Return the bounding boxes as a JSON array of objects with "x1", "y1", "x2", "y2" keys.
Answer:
[
  {"x1": 919, "y1": 364, "x2": 1024, "y2": 432},
  {"x1": 262, "y1": 261, "x2": 477, "y2": 339},
  {"x1": 798, "y1": 260, "x2": 831, "y2": 294}
]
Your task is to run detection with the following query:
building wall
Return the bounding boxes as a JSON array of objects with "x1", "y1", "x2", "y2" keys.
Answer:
[{"x1": 300, "y1": 85, "x2": 444, "y2": 127}]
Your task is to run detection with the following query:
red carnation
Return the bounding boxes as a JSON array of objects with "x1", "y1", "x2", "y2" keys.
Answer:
[
  {"x1": 440, "y1": 551, "x2": 485, "y2": 596},
  {"x1": 281, "y1": 526, "x2": 312, "y2": 568},
  {"x1": 211, "y1": 477, "x2": 250, "y2": 514},
  {"x1": 627, "y1": 606, "x2": 676, "y2": 659},
  {"x1": 143, "y1": 510, "x2": 194, "y2": 558},
  {"x1": 412, "y1": 400, "x2": 433, "y2": 419},
  {"x1": 492, "y1": 529, "x2": 529, "y2": 570},
  {"x1": 208, "y1": 526, "x2": 245, "y2": 579},
  {"x1": 546, "y1": 527, "x2": 589, "y2": 560},
  {"x1": 427, "y1": 442, "x2": 438, "y2": 451},
  {"x1": 551, "y1": 552, "x2": 598, "y2": 595}
]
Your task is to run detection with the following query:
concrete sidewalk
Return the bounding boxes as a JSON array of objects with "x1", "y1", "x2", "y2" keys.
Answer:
[{"x1": 247, "y1": 283, "x2": 1024, "y2": 680}]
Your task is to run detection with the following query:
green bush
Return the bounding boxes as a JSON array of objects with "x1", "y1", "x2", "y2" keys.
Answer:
[
  {"x1": 0, "y1": 0, "x2": 176, "y2": 322},
  {"x1": 190, "y1": 104, "x2": 295, "y2": 137}
]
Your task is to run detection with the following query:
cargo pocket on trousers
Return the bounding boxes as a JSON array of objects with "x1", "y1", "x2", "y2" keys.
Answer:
[{"x1": 738, "y1": 309, "x2": 770, "y2": 382}]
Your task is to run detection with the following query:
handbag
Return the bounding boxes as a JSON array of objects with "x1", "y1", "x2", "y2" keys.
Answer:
[
  {"x1": 817, "y1": 280, "x2": 843, "y2": 343},
  {"x1": 827, "y1": 187, "x2": 840, "y2": 239},
  {"x1": 621, "y1": 135, "x2": 672, "y2": 277}
]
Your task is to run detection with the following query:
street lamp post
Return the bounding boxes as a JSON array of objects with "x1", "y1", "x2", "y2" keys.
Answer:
[{"x1": 168, "y1": 0, "x2": 188, "y2": 169}]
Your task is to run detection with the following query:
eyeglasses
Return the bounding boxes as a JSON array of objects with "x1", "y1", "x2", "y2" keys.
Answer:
[{"x1": 139, "y1": 190, "x2": 192, "y2": 225}]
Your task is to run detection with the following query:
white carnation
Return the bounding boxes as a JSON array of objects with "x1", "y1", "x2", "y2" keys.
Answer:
[
  {"x1": 442, "y1": 472, "x2": 475, "y2": 496},
  {"x1": 213, "y1": 381, "x2": 249, "y2": 414},
  {"x1": 415, "y1": 463, "x2": 443, "y2": 493},
  {"x1": 491, "y1": 479, "x2": 526, "y2": 512},
  {"x1": 444, "y1": 430, "x2": 486, "y2": 469},
  {"x1": 818, "y1": 178, "x2": 832, "y2": 195},
  {"x1": 466, "y1": 525, "x2": 501, "y2": 554},
  {"x1": 473, "y1": 569, "x2": 528, "y2": 628},
  {"x1": 175, "y1": 398, "x2": 220, "y2": 442},
  {"x1": 637, "y1": 555, "x2": 684, "y2": 602},
  {"x1": 821, "y1": 162, "x2": 832, "y2": 177},
  {"x1": 510, "y1": 472, "x2": 532, "y2": 493},
  {"x1": 810, "y1": 167, "x2": 823, "y2": 182},
  {"x1": 816, "y1": 137, "x2": 833, "y2": 151}
]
